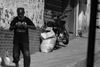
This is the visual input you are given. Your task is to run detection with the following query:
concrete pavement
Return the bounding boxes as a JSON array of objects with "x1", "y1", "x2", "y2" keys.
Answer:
[
  {"x1": 2, "y1": 29, "x2": 100, "y2": 67},
  {"x1": 18, "y1": 29, "x2": 100, "y2": 67}
]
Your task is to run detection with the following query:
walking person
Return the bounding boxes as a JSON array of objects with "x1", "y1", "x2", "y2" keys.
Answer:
[{"x1": 9, "y1": 7, "x2": 36, "y2": 67}]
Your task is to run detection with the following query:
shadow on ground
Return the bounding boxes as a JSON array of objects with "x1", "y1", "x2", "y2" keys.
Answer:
[{"x1": 1, "y1": 65, "x2": 15, "y2": 67}]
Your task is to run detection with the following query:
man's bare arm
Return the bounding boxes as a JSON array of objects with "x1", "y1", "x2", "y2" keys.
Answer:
[
  {"x1": 22, "y1": 24, "x2": 36, "y2": 30},
  {"x1": 27, "y1": 25, "x2": 36, "y2": 30}
]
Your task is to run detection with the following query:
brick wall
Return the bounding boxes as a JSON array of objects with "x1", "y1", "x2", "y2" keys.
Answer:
[
  {"x1": 0, "y1": 28, "x2": 41, "y2": 57},
  {"x1": 0, "y1": 29, "x2": 13, "y2": 57},
  {"x1": 29, "y1": 29, "x2": 41, "y2": 54}
]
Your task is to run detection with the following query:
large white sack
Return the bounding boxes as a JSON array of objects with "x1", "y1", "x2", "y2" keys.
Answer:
[
  {"x1": 41, "y1": 37, "x2": 56, "y2": 53},
  {"x1": 41, "y1": 29, "x2": 55, "y2": 39}
]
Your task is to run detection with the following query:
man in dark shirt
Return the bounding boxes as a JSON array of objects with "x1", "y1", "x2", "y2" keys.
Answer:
[{"x1": 9, "y1": 7, "x2": 36, "y2": 67}]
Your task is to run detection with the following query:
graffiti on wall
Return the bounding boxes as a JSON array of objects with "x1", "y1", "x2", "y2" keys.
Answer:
[{"x1": 0, "y1": 0, "x2": 44, "y2": 29}]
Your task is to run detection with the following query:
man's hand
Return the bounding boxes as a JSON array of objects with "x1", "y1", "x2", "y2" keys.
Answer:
[
  {"x1": 16, "y1": 22, "x2": 22, "y2": 26},
  {"x1": 22, "y1": 22, "x2": 36, "y2": 29},
  {"x1": 22, "y1": 23, "x2": 28, "y2": 28},
  {"x1": 16, "y1": 22, "x2": 22, "y2": 28}
]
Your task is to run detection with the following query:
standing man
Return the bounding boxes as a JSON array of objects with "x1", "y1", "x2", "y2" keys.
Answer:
[{"x1": 9, "y1": 7, "x2": 36, "y2": 67}]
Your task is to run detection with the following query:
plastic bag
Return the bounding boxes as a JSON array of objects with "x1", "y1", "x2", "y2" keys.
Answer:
[
  {"x1": 41, "y1": 33, "x2": 47, "y2": 39},
  {"x1": 46, "y1": 30, "x2": 55, "y2": 38},
  {"x1": 40, "y1": 37, "x2": 56, "y2": 53},
  {"x1": 41, "y1": 27, "x2": 55, "y2": 39}
]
